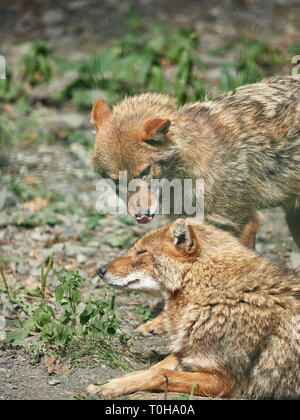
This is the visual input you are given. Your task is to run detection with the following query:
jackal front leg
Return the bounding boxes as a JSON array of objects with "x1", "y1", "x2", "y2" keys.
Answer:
[
  {"x1": 136, "y1": 312, "x2": 165, "y2": 336},
  {"x1": 100, "y1": 354, "x2": 232, "y2": 398},
  {"x1": 240, "y1": 213, "x2": 260, "y2": 249}
]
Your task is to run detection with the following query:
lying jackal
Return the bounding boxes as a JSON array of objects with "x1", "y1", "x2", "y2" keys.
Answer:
[{"x1": 97, "y1": 219, "x2": 300, "y2": 399}]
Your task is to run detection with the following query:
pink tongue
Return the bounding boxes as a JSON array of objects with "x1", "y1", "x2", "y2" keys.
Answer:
[{"x1": 136, "y1": 215, "x2": 153, "y2": 224}]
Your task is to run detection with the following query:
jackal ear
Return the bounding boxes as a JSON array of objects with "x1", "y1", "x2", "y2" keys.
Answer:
[
  {"x1": 143, "y1": 118, "x2": 171, "y2": 143},
  {"x1": 171, "y1": 219, "x2": 199, "y2": 255},
  {"x1": 91, "y1": 98, "x2": 111, "y2": 131}
]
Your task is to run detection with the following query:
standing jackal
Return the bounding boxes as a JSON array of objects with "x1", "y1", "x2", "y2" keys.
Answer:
[
  {"x1": 92, "y1": 76, "x2": 300, "y2": 248},
  {"x1": 97, "y1": 219, "x2": 300, "y2": 399}
]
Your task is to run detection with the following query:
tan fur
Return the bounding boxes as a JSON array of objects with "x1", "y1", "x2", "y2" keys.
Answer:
[
  {"x1": 136, "y1": 312, "x2": 165, "y2": 336},
  {"x1": 92, "y1": 76, "x2": 300, "y2": 248},
  {"x1": 100, "y1": 219, "x2": 300, "y2": 399}
]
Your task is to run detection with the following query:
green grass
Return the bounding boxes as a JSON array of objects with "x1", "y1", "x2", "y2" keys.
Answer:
[
  {"x1": 0, "y1": 22, "x2": 288, "y2": 153},
  {"x1": 0, "y1": 256, "x2": 134, "y2": 370}
]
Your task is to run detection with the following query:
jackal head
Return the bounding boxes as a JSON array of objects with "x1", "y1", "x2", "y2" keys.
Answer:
[
  {"x1": 91, "y1": 95, "x2": 181, "y2": 224},
  {"x1": 97, "y1": 219, "x2": 201, "y2": 294}
]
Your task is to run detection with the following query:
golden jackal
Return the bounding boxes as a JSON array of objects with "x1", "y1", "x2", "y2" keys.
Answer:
[
  {"x1": 97, "y1": 219, "x2": 300, "y2": 399},
  {"x1": 92, "y1": 76, "x2": 300, "y2": 249}
]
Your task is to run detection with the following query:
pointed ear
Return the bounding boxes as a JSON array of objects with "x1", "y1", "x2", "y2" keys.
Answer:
[
  {"x1": 91, "y1": 98, "x2": 111, "y2": 131},
  {"x1": 143, "y1": 118, "x2": 171, "y2": 143},
  {"x1": 171, "y1": 219, "x2": 200, "y2": 255}
]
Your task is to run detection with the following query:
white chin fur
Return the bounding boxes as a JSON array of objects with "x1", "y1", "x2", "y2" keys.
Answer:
[{"x1": 104, "y1": 271, "x2": 160, "y2": 292}]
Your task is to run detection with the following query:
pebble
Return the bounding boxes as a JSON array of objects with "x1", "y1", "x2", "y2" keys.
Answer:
[
  {"x1": 5, "y1": 383, "x2": 18, "y2": 390},
  {"x1": 60, "y1": 226, "x2": 77, "y2": 239},
  {"x1": 0, "y1": 213, "x2": 9, "y2": 227},
  {"x1": 52, "y1": 243, "x2": 65, "y2": 253},
  {"x1": 76, "y1": 254, "x2": 87, "y2": 264},
  {"x1": 289, "y1": 252, "x2": 300, "y2": 269},
  {"x1": 0, "y1": 192, "x2": 18, "y2": 211},
  {"x1": 0, "y1": 315, "x2": 6, "y2": 341},
  {"x1": 48, "y1": 379, "x2": 61, "y2": 386},
  {"x1": 44, "y1": 113, "x2": 85, "y2": 131}
]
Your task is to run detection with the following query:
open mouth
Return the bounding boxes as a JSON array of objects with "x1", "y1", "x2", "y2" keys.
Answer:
[{"x1": 135, "y1": 214, "x2": 154, "y2": 224}]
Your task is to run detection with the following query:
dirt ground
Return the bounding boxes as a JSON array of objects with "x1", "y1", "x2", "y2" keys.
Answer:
[{"x1": 0, "y1": 0, "x2": 300, "y2": 400}]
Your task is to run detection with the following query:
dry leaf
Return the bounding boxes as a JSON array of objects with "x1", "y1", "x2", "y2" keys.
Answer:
[
  {"x1": 45, "y1": 356, "x2": 72, "y2": 375},
  {"x1": 2, "y1": 103, "x2": 15, "y2": 116},
  {"x1": 24, "y1": 174, "x2": 38, "y2": 183},
  {"x1": 22, "y1": 197, "x2": 50, "y2": 212},
  {"x1": 32, "y1": 248, "x2": 42, "y2": 262}
]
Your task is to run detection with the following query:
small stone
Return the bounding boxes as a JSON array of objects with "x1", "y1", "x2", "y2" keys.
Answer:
[
  {"x1": 0, "y1": 213, "x2": 9, "y2": 227},
  {"x1": 86, "y1": 241, "x2": 100, "y2": 248},
  {"x1": 16, "y1": 262, "x2": 28, "y2": 275},
  {"x1": 52, "y1": 243, "x2": 65, "y2": 253},
  {"x1": 0, "y1": 192, "x2": 18, "y2": 211},
  {"x1": 289, "y1": 252, "x2": 300, "y2": 269},
  {"x1": 60, "y1": 226, "x2": 77, "y2": 239},
  {"x1": 0, "y1": 315, "x2": 6, "y2": 341},
  {"x1": 42, "y1": 9, "x2": 64, "y2": 25},
  {"x1": 76, "y1": 254, "x2": 87, "y2": 264},
  {"x1": 44, "y1": 113, "x2": 85, "y2": 131},
  {"x1": 48, "y1": 379, "x2": 60, "y2": 386},
  {"x1": 5, "y1": 383, "x2": 18, "y2": 390}
]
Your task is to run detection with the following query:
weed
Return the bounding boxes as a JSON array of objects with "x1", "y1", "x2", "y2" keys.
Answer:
[
  {"x1": 0, "y1": 65, "x2": 25, "y2": 103},
  {"x1": 134, "y1": 304, "x2": 153, "y2": 323},
  {"x1": 218, "y1": 37, "x2": 283, "y2": 92},
  {"x1": 1, "y1": 255, "x2": 132, "y2": 369},
  {"x1": 59, "y1": 22, "x2": 206, "y2": 107},
  {"x1": 105, "y1": 233, "x2": 134, "y2": 249},
  {"x1": 0, "y1": 115, "x2": 13, "y2": 148},
  {"x1": 84, "y1": 207, "x2": 105, "y2": 230},
  {"x1": 77, "y1": 229, "x2": 92, "y2": 245},
  {"x1": 19, "y1": 40, "x2": 53, "y2": 86}
]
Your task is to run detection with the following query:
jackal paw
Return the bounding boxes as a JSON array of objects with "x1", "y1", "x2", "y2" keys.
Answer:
[
  {"x1": 86, "y1": 380, "x2": 124, "y2": 398},
  {"x1": 136, "y1": 316, "x2": 165, "y2": 336},
  {"x1": 101, "y1": 379, "x2": 124, "y2": 398}
]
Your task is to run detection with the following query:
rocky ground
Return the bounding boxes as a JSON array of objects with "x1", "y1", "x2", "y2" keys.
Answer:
[{"x1": 0, "y1": 0, "x2": 300, "y2": 401}]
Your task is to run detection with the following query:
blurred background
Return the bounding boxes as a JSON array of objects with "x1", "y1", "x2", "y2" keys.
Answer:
[{"x1": 0, "y1": 0, "x2": 300, "y2": 400}]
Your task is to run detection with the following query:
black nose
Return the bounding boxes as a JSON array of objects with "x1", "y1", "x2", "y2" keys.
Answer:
[{"x1": 97, "y1": 267, "x2": 107, "y2": 278}]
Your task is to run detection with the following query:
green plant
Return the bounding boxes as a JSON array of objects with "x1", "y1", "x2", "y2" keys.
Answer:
[
  {"x1": 167, "y1": 28, "x2": 205, "y2": 104},
  {"x1": 218, "y1": 37, "x2": 283, "y2": 92},
  {"x1": 105, "y1": 233, "x2": 134, "y2": 249},
  {"x1": 0, "y1": 266, "x2": 13, "y2": 307},
  {"x1": 77, "y1": 229, "x2": 92, "y2": 245},
  {"x1": 288, "y1": 44, "x2": 300, "y2": 54},
  {"x1": 0, "y1": 116, "x2": 12, "y2": 146},
  {"x1": 59, "y1": 21, "x2": 206, "y2": 108},
  {"x1": 84, "y1": 207, "x2": 105, "y2": 230},
  {"x1": 0, "y1": 65, "x2": 25, "y2": 103},
  {"x1": 1, "y1": 255, "x2": 130, "y2": 368},
  {"x1": 20, "y1": 40, "x2": 53, "y2": 86},
  {"x1": 135, "y1": 304, "x2": 153, "y2": 323}
]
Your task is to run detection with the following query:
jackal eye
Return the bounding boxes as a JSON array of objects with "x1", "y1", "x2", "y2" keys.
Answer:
[
  {"x1": 99, "y1": 172, "x2": 120, "y2": 186},
  {"x1": 136, "y1": 249, "x2": 147, "y2": 255},
  {"x1": 140, "y1": 165, "x2": 151, "y2": 180}
]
